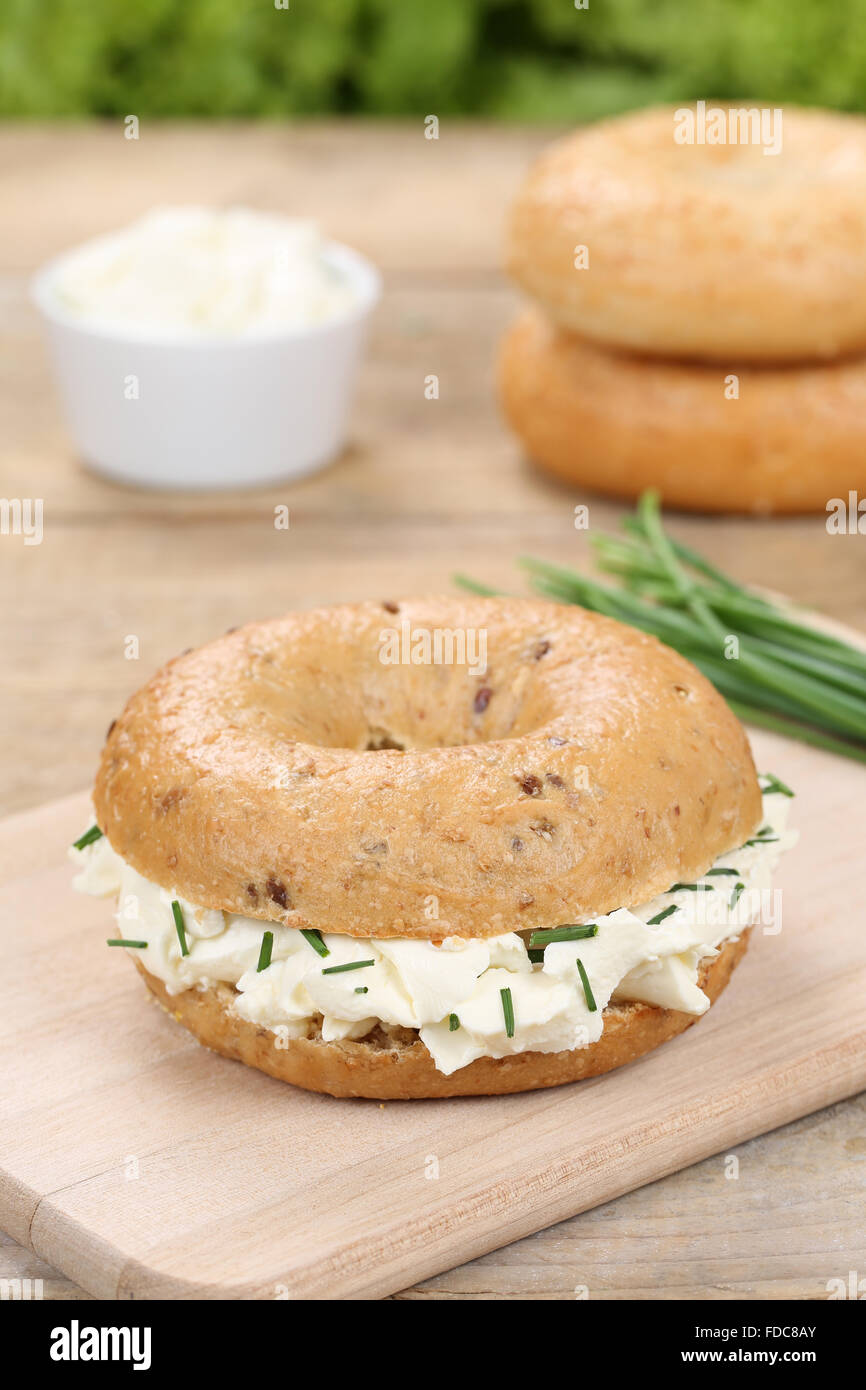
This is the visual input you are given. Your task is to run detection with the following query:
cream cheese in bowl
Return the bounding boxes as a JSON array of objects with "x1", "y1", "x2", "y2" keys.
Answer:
[
  {"x1": 32, "y1": 206, "x2": 381, "y2": 489},
  {"x1": 47, "y1": 207, "x2": 363, "y2": 339}
]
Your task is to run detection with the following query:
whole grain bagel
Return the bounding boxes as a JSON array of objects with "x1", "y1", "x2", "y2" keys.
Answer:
[
  {"x1": 500, "y1": 307, "x2": 866, "y2": 514},
  {"x1": 136, "y1": 931, "x2": 749, "y2": 1098},
  {"x1": 95, "y1": 596, "x2": 760, "y2": 939},
  {"x1": 507, "y1": 105, "x2": 866, "y2": 362}
]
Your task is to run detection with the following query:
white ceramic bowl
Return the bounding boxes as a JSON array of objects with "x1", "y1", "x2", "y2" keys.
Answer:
[{"x1": 31, "y1": 241, "x2": 381, "y2": 490}]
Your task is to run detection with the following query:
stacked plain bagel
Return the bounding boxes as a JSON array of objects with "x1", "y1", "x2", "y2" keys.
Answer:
[{"x1": 502, "y1": 105, "x2": 866, "y2": 514}]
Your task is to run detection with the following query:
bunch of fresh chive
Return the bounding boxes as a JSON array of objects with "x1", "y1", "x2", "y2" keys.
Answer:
[{"x1": 458, "y1": 490, "x2": 866, "y2": 764}]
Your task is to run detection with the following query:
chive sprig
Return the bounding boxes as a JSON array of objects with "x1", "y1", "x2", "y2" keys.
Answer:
[
  {"x1": 500, "y1": 986, "x2": 515, "y2": 1038},
  {"x1": 529, "y1": 923, "x2": 599, "y2": 948},
  {"x1": 458, "y1": 490, "x2": 866, "y2": 763},
  {"x1": 576, "y1": 958, "x2": 597, "y2": 1012},
  {"x1": 73, "y1": 825, "x2": 103, "y2": 851},
  {"x1": 300, "y1": 928, "x2": 329, "y2": 958},
  {"x1": 647, "y1": 904, "x2": 678, "y2": 925},
  {"x1": 257, "y1": 930, "x2": 273, "y2": 972},
  {"x1": 171, "y1": 900, "x2": 189, "y2": 957},
  {"x1": 321, "y1": 959, "x2": 374, "y2": 975}
]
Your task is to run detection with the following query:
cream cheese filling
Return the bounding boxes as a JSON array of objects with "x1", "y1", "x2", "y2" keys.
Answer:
[{"x1": 72, "y1": 788, "x2": 794, "y2": 1076}]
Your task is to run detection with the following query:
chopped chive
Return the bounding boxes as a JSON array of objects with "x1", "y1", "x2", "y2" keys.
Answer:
[
  {"x1": 300, "y1": 928, "x2": 329, "y2": 958},
  {"x1": 171, "y1": 900, "x2": 189, "y2": 957},
  {"x1": 760, "y1": 773, "x2": 795, "y2": 798},
  {"x1": 107, "y1": 938, "x2": 147, "y2": 948},
  {"x1": 706, "y1": 868, "x2": 740, "y2": 877},
  {"x1": 669, "y1": 882, "x2": 705, "y2": 892},
  {"x1": 730, "y1": 882, "x2": 745, "y2": 909},
  {"x1": 576, "y1": 958, "x2": 597, "y2": 1012},
  {"x1": 321, "y1": 959, "x2": 375, "y2": 975},
  {"x1": 500, "y1": 987, "x2": 515, "y2": 1038},
  {"x1": 449, "y1": 1013, "x2": 460, "y2": 1031},
  {"x1": 529, "y1": 923, "x2": 599, "y2": 947},
  {"x1": 73, "y1": 825, "x2": 103, "y2": 851},
  {"x1": 354, "y1": 986, "x2": 369, "y2": 995},
  {"x1": 527, "y1": 948, "x2": 545, "y2": 964},
  {"x1": 647, "y1": 904, "x2": 678, "y2": 925},
  {"x1": 256, "y1": 930, "x2": 273, "y2": 972},
  {"x1": 744, "y1": 826, "x2": 777, "y2": 846}
]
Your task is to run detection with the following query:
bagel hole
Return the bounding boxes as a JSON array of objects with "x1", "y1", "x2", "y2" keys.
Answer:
[{"x1": 365, "y1": 728, "x2": 406, "y2": 752}]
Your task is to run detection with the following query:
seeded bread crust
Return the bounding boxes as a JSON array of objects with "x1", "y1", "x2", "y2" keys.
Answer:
[
  {"x1": 507, "y1": 105, "x2": 866, "y2": 363},
  {"x1": 134, "y1": 931, "x2": 750, "y2": 1098},
  {"x1": 94, "y1": 598, "x2": 760, "y2": 939}
]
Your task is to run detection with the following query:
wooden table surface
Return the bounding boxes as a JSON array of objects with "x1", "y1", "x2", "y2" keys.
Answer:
[{"x1": 1, "y1": 122, "x2": 864, "y2": 1300}]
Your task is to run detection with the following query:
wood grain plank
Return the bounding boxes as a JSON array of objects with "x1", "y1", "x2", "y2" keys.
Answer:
[
  {"x1": 1, "y1": 729, "x2": 864, "y2": 1298},
  {"x1": 7, "y1": 1093, "x2": 865, "y2": 1302}
]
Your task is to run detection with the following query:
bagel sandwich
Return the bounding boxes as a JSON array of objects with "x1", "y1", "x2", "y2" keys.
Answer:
[{"x1": 71, "y1": 598, "x2": 795, "y2": 1098}]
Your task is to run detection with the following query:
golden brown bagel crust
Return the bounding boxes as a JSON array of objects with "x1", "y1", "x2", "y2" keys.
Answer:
[
  {"x1": 500, "y1": 308, "x2": 866, "y2": 515},
  {"x1": 507, "y1": 105, "x2": 866, "y2": 363},
  {"x1": 94, "y1": 598, "x2": 761, "y2": 939},
  {"x1": 135, "y1": 932, "x2": 749, "y2": 1098}
]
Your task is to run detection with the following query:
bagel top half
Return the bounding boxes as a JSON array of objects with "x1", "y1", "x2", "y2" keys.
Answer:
[
  {"x1": 507, "y1": 104, "x2": 866, "y2": 362},
  {"x1": 94, "y1": 597, "x2": 761, "y2": 939}
]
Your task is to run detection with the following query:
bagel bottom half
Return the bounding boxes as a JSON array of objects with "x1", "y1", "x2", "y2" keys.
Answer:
[
  {"x1": 500, "y1": 307, "x2": 866, "y2": 515},
  {"x1": 135, "y1": 931, "x2": 749, "y2": 1099}
]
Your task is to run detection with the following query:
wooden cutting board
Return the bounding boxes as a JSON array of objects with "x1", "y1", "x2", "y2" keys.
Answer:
[{"x1": 1, "y1": 728, "x2": 864, "y2": 1300}]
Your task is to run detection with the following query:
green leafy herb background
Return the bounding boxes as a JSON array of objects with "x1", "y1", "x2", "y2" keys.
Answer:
[{"x1": 1, "y1": 0, "x2": 864, "y2": 120}]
